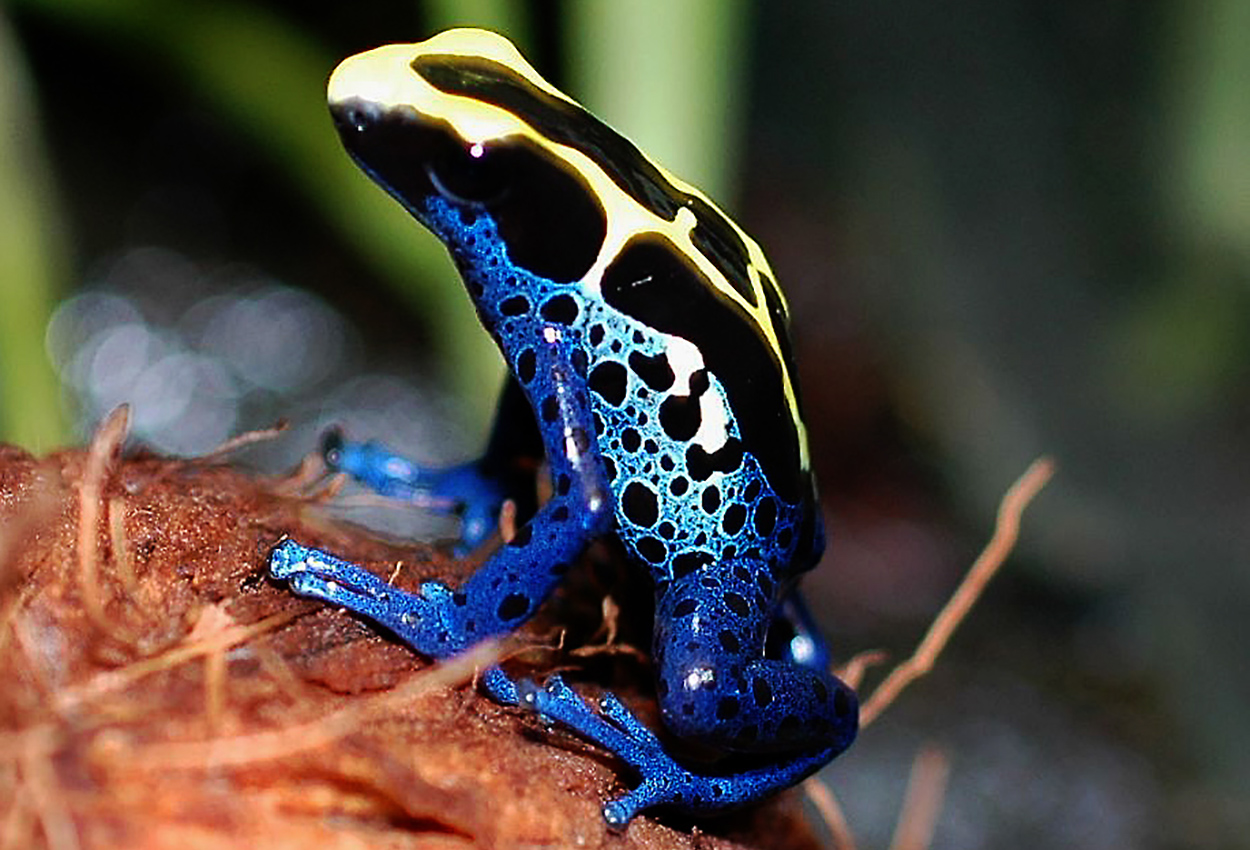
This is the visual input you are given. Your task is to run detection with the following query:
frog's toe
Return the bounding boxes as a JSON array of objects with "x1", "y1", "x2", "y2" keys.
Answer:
[{"x1": 268, "y1": 538, "x2": 310, "y2": 579}]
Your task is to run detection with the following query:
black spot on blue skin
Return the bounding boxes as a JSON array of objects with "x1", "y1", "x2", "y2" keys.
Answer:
[
  {"x1": 541, "y1": 294, "x2": 579, "y2": 324},
  {"x1": 719, "y1": 630, "x2": 740, "y2": 652},
  {"x1": 754, "y1": 497, "x2": 777, "y2": 537},
  {"x1": 588, "y1": 361, "x2": 627, "y2": 405},
  {"x1": 673, "y1": 598, "x2": 697, "y2": 618},
  {"x1": 497, "y1": 593, "x2": 529, "y2": 620},
  {"x1": 701, "y1": 486, "x2": 721, "y2": 514},
  {"x1": 659, "y1": 394, "x2": 700, "y2": 441},
  {"x1": 452, "y1": 592, "x2": 467, "y2": 606},
  {"x1": 743, "y1": 479, "x2": 761, "y2": 501},
  {"x1": 687, "y1": 439, "x2": 743, "y2": 482},
  {"x1": 724, "y1": 593, "x2": 749, "y2": 616},
  {"x1": 753, "y1": 678, "x2": 773, "y2": 707},
  {"x1": 601, "y1": 456, "x2": 617, "y2": 482},
  {"x1": 670, "y1": 477, "x2": 689, "y2": 496},
  {"x1": 621, "y1": 428, "x2": 641, "y2": 452},
  {"x1": 589, "y1": 324, "x2": 605, "y2": 346},
  {"x1": 777, "y1": 715, "x2": 802, "y2": 739},
  {"x1": 541, "y1": 395, "x2": 559, "y2": 422},
  {"x1": 716, "y1": 697, "x2": 740, "y2": 720},
  {"x1": 552, "y1": 505, "x2": 569, "y2": 521},
  {"x1": 671, "y1": 551, "x2": 711, "y2": 579},
  {"x1": 516, "y1": 348, "x2": 537, "y2": 383},
  {"x1": 509, "y1": 525, "x2": 533, "y2": 547},
  {"x1": 622, "y1": 481, "x2": 658, "y2": 527},
  {"x1": 500, "y1": 295, "x2": 530, "y2": 316},
  {"x1": 721, "y1": 504, "x2": 747, "y2": 535},
  {"x1": 628, "y1": 351, "x2": 674, "y2": 391},
  {"x1": 556, "y1": 474, "x2": 571, "y2": 495},
  {"x1": 814, "y1": 679, "x2": 829, "y2": 703},
  {"x1": 636, "y1": 536, "x2": 667, "y2": 563},
  {"x1": 657, "y1": 521, "x2": 676, "y2": 540}
]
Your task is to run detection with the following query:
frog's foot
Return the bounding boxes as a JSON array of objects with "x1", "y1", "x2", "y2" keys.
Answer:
[
  {"x1": 269, "y1": 539, "x2": 464, "y2": 656},
  {"x1": 491, "y1": 672, "x2": 836, "y2": 829}
]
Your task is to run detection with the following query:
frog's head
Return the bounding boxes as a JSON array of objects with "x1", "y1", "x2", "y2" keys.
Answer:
[{"x1": 327, "y1": 28, "x2": 608, "y2": 285}]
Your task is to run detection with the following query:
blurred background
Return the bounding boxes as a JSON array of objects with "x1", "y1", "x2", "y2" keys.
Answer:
[{"x1": 2, "y1": 1, "x2": 1246, "y2": 847}]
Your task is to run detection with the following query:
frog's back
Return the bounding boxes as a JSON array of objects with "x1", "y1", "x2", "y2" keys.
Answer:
[{"x1": 388, "y1": 31, "x2": 825, "y2": 581}]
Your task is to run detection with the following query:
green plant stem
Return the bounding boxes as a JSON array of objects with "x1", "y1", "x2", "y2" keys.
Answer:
[{"x1": 0, "y1": 12, "x2": 68, "y2": 450}]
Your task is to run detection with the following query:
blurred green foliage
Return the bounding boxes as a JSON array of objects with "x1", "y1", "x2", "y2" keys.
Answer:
[
  {"x1": 0, "y1": 0, "x2": 744, "y2": 442},
  {"x1": 0, "y1": 15, "x2": 67, "y2": 449}
]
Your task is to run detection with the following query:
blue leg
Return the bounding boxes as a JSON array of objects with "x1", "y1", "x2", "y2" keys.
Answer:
[
  {"x1": 490, "y1": 569, "x2": 858, "y2": 828},
  {"x1": 323, "y1": 377, "x2": 543, "y2": 553}
]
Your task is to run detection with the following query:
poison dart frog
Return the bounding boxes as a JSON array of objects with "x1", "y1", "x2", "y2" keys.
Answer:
[{"x1": 269, "y1": 27, "x2": 857, "y2": 827}]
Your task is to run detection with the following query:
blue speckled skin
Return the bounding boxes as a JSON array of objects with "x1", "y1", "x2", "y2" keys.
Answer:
[{"x1": 270, "y1": 30, "x2": 857, "y2": 828}]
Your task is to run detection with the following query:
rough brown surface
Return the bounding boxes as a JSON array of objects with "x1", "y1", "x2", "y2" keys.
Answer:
[{"x1": 0, "y1": 431, "x2": 824, "y2": 850}]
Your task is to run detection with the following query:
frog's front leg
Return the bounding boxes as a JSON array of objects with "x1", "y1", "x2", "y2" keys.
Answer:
[
  {"x1": 271, "y1": 353, "x2": 610, "y2": 658},
  {"x1": 320, "y1": 377, "x2": 543, "y2": 553}
]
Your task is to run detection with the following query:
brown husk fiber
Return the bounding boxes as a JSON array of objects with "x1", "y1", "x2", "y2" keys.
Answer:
[{"x1": 0, "y1": 422, "x2": 823, "y2": 850}]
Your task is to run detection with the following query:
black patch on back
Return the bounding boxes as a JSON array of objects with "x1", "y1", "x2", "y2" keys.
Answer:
[
  {"x1": 417, "y1": 56, "x2": 763, "y2": 306},
  {"x1": 415, "y1": 55, "x2": 689, "y2": 223},
  {"x1": 759, "y1": 273, "x2": 801, "y2": 399},
  {"x1": 688, "y1": 196, "x2": 757, "y2": 307},
  {"x1": 601, "y1": 237, "x2": 804, "y2": 503}
]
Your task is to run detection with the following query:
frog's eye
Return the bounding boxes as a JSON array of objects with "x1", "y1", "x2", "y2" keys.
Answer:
[{"x1": 426, "y1": 142, "x2": 509, "y2": 206}]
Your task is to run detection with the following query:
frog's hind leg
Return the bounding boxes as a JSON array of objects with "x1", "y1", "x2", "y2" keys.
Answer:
[
  {"x1": 320, "y1": 376, "x2": 543, "y2": 553},
  {"x1": 499, "y1": 566, "x2": 858, "y2": 826},
  {"x1": 651, "y1": 568, "x2": 857, "y2": 758}
]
